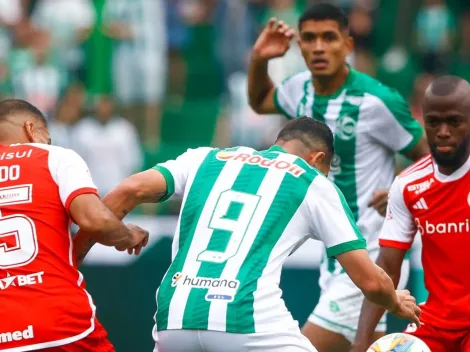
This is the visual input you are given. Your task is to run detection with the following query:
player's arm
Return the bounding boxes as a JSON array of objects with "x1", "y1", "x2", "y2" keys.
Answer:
[
  {"x1": 248, "y1": 18, "x2": 294, "y2": 114},
  {"x1": 74, "y1": 148, "x2": 211, "y2": 264},
  {"x1": 308, "y1": 177, "x2": 419, "y2": 323},
  {"x1": 350, "y1": 248, "x2": 407, "y2": 352},
  {"x1": 351, "y1": 178, "x2": 418, "y2": 352},
  {"x1": 53, "y1": 149, "x2": 148, "y2": 256},
  {"x1": 69, "y1": 194, "x2": 147, "y2": 251}
]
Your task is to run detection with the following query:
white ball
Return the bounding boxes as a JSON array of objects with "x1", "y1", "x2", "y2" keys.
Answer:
[{"x1": 367, "y1": 333, "x2": 431, "y2": 352}]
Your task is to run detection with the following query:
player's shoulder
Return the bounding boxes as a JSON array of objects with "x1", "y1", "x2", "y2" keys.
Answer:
[
  {"x1": 394, "y1": 154, "x2": 434, "y2": 193},
  {"x1": 23, "y1": 143, "x2": 78, "y2": 156},
  {"x1": 20, "y1": 144, "x2": 84, "y2": 166},
  {"x1": 279, "y1": 70, "x2": 312, "y2": 87},
  {"x1": 351, "y1": 69, "x2": 407, "y2": 107}
]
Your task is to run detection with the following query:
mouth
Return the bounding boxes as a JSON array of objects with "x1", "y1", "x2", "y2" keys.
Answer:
[
  {"x1": 435, "y1": 145, "x2": 455, "y2": 153},
  {"x1": 311, "y1": 58, "x2": 329, "y2": 69}
]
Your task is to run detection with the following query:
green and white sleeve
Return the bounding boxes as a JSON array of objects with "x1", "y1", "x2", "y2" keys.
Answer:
[
  {"x1": 152, "y1": 147, "x2": 213, "y2": 201},
  {"x1": 366, "y1": 89, "x2": 424, "y2": 154},
  {"x1": 307, "y1": 175, "x2": 367, "y2": 257}
]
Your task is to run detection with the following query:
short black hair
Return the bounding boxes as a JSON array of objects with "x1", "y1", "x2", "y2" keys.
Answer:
[
  {"x1": 0, "y1": 99, "x2": 47, "y2": 126},
  {"x1": 298, "y1": 3, "x2": 349, "y2": 31},
  {"x1": 276, "y1": 117, "x2": 334, "y2": 164},
  {"x1": 429, "y1": 75, "x2": 467, "y2": 96}
]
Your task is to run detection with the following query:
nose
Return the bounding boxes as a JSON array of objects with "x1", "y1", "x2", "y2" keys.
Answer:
[
  {"x1": 313, "y1": 39, "x2": 325, "y2": 54},
  {"x1": 436, "y1": 123, "x2": 451, "y2": 139}
]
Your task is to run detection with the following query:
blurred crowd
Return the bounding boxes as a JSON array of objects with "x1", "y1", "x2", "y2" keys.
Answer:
[{"x1": 0, "y1": 0, "x2": 469, "y2": 210}]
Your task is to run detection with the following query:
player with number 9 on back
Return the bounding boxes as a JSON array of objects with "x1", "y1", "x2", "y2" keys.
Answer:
[
  {"x1": 74, "y1": 117, "x2": 421, "y2": 352},
  {"x1": 0, "y1": 99, "x2": 149, "y2": 351}
]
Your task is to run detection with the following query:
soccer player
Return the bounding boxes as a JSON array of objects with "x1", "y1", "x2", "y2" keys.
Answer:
[
  {"x1": 351, "y1": 75, "x2": 470, "y2": 352},
  {"x1": 0, "y1": 99, "x2": 149, "y2": 351},
  {"x1": 247, "y1": 3, "x2": 429, "y2": 349},
  {"x1": 81, "y1": 117, "x2": 421, "y2": 352}
]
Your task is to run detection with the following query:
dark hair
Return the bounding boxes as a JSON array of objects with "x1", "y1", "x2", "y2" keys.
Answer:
[
  {"x1": 298, "y1": 3, "x2": 349, "y2": 31},
  {"x1": 276, "y1": 117, "x2": 334, "y2": 164},
  {"x1": 0, "y1": 99, "x2": 47, "y2": 126}
]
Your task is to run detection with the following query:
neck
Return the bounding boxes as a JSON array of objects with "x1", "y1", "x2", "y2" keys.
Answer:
[
  {"x1": 312, "y1": 65, "x2": 349, "y2": 96},
  {"x1": 275, "y1": 140, "x2": 305, "y2": 158},
  {"x1": 0, "y1": 126, "x2": 29, "y2": 145}
]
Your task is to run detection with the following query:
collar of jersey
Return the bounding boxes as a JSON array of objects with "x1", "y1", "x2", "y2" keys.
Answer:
[{"x1": 268, "y1": 145, "x2": 288, "y2": 153}]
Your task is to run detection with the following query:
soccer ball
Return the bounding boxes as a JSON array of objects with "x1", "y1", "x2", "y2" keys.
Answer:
[{"x1": 367, "y1": 333, "x2": 431, "y2": 352}]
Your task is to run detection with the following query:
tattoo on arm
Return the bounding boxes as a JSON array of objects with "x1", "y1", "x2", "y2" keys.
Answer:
[{"x1": 76, "y1": 237, "x2": 96, "y2": 265}]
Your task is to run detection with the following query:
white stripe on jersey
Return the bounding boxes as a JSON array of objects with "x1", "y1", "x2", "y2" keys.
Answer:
[
  {"x1": 166, "y1": 147, "x2": 253, "y2": 329},
  {"x1": 206, "y1": 152, "x2": 289, "y2": 331},
  {"x1": 400, "y1": 155, "x2": 432, "y2": 177}
]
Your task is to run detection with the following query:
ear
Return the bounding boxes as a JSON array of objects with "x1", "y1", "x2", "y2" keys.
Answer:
[
  {"x1": 309, "y1": 151, "x2": 326, "y2": 165},
  {"x1": 344, "y1": 35, "x2": 354, "y2": 56},
  {"x1": 23, "y1": 121, "x2": 35, "y2": 143}
]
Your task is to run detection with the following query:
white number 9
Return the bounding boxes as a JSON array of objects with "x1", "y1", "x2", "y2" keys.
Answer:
[{"x1": 197, "y1": 190, "x2": 260, "y2": 264}]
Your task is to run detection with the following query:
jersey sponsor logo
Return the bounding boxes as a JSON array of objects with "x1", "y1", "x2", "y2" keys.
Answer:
[
  {"x1": 412, "y1": 198, "x2": 428, "y2": 210},
  {"x1": 335, "y1": 116, "x2": 356, "y2": 140},
  {"x1": 0, "y1": 150, "x2": 32, "y2": 161},
  {"x1": 415, "y1": 218, "x2": 470, "y2": 235},
  {"x1": 216, "y1": 152, "x2": 305, "y2": 177},
  {"x1": 0, "y1": 185, "x2": 32, "y2": 206},
  {"x1": 0, "y1": 271, "x2": 44, "y2": 290},
  {"x1": 0, "y1": 325, "x2": 34, "y2": 344},
  {"x1": 407, "y1": 179, "x2": 434, "y2": 194},
  {"x1": 171, "y1": 272, "x2": 240, "y2": 302}
]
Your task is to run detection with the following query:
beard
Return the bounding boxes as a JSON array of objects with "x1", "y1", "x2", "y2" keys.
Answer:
[{"x1": 430, "y1": 135, "x2": 470, "y2": 167}]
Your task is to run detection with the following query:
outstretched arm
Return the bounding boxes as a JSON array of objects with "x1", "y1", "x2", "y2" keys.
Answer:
[
  {"x1": 74, "y1": 169, "x2": 168, "y2": 264},
  {"x1": 350, "y1": 247, "x2": 409, "y2": 352}
]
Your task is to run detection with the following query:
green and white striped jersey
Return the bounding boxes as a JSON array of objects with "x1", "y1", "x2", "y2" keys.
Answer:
[
  {"x1": 274, "y1": 68, "x2": 423, "y2": 280},
  {"x1": 153, "y1": 146, "x2": 365, "y2": 334}
]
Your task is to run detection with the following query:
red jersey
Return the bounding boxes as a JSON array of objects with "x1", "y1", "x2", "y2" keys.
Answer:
[
  {"x1": 380, "y1": 154, "x2": 470, "y2": 330},
  {"x1": 0, "y1": 143, "x2": 100, "y2": 351}
]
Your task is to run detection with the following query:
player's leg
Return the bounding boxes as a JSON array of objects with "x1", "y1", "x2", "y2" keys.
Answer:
[
  {"x1": 157, "y1": 329, "x2": 203, "y2": 352},
  {"x1": 303, "y1": 269, "x2": 365, "y2": 351},
  {"x1": 200, "y1": 328, "x2": 318, "y2": 352},
  {"x1": 301, "y1": 323, "x2": 351, "y2": 352}
]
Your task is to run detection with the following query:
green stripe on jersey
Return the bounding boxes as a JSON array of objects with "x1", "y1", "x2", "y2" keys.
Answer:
[
  {"x1": 182, "y1": 151, "x2": 270, "y2": 330},
  {"x1": 331, "y1": 94, "x2": 362, "y2": 221},
  {"x1": 226, "y1": 158, "x2": 317, "y2": 333},
  {"x1": 156, "y1": 149, "x2": 225, "y2": 330}
]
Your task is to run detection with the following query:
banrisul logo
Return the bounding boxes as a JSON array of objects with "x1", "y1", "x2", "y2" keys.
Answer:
[{"x1": 171, "y1": 272, "x2": 240, "y2": 302}]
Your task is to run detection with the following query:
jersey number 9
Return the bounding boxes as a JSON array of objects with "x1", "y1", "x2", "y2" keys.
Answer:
[{"x1": 197, "y1": 190, "x2": 261, "y2": 264}]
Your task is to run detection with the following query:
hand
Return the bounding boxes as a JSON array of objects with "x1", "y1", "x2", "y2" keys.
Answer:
[
  {"x1": 115, "y1": 223, "x2": 149, "y2": 254},
  {"x1": 389, "y1": 290, "x2": 421, "y2": 328},
  {"x1": 252, "y1": 18, "x2": 296, "y2": 62},
  {"x1": 368, "y1": 189, "x2": 389, "y2": 216}
]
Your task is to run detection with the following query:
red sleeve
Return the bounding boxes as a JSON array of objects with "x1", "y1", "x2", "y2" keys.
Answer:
[
  {"x1": 65, "y1": 187, "x2": 100, "y2": 215},
  {"x1": 379, "y1": 239, "x2": 412, "y2": 251}
]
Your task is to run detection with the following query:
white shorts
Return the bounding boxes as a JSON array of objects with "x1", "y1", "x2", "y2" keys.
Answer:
[
  {"x1": 307, "y1": 258, "x2": 410, "y2": 343},
  {"x1": 154, "y1": 328, "x2": 317, "y2": 352}
]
